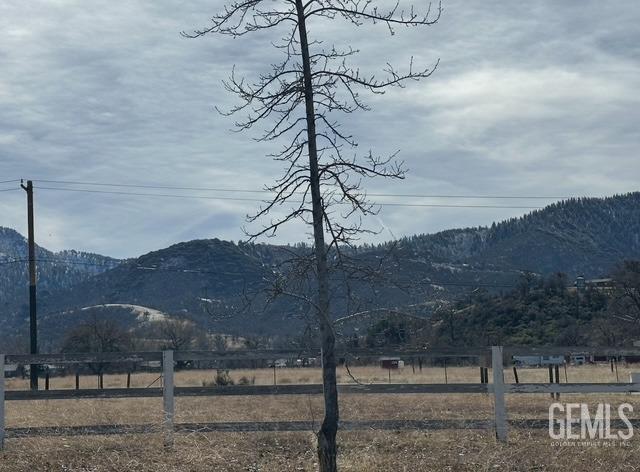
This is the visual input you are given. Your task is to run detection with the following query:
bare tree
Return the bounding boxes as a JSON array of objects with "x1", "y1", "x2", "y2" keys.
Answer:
[
  {"x1": 212, "y1": 333, "x2": 228, "y2": 351},
  {"x1": 608, "y1": 261, "x2": 640, "y2": 337},
  {"x1": 60, "y1": 315, "x2": 134, "y2": 378},
  {"x1": 61, "y1": 315, "x2": 133, "y2": 354},
  {"x1": 157, "y1": 319, "x2": 200, "y2": 351},
  {"x1": 184, "y1": 1, "x2": 440, "y2": 469}
]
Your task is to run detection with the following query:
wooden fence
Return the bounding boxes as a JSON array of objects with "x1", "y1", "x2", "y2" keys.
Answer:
[{"x1": 2, "y1": 346, "x2": 640, "y2": 449}]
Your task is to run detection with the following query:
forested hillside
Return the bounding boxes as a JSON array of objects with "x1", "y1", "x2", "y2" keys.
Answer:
[
  {"x1": 364, "y1": 262, "x2": 640, "y2": 348},
  {"x1": 1, "y1": 193, "x2": 639, "y2": 349},
  {"x1": 0, "y1": 227, "x2": 119, "y2": 318},
  {"x1": 383, "y1": 193, "x2": 640, "y2": 276}
]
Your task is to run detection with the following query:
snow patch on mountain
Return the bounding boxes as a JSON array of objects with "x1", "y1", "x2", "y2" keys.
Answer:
[{"x1": 80, "y1": 303, "x2": 167, "y2": 321}]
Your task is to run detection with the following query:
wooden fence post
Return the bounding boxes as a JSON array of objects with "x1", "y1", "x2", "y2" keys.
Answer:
[
  {"x1": 0, "y1": 354, "x2": 5, "y2": 450},
  {"x1": 443, "y1": 358, "x2": 448, "y2": 384},
  {"x1": 163, "y1": 350, "x2": 174, "y2": 448},
  {"x1": 492, "y1": 346, "x2": 507, "y2": 442}
]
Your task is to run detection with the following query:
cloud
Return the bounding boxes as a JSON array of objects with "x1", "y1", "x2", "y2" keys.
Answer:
[{"x1": 0, "y1": 0, "x2": 638, "y2": 258}]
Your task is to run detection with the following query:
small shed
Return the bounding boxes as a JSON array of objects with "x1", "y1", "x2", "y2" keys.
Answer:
[
  {"x1": 380, "y1": 357, "x2": 404, "y2": 369},
  {"x1": 570, "y1": 354, "x2": 588, "y2": 365},
  {"x1": 4, "y1": 364, "x2": 20, "y2": 378}
]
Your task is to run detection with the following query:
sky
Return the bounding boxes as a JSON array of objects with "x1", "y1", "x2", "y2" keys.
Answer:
[{"x1": 1, "y1": 0, "x2": 638, "y2": 259}]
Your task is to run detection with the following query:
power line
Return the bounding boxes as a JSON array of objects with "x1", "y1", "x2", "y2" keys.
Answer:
[
  {"x1": 35, "y1": 179, "x2": 270, "y2": 194},
  {"x1": 36, "y1": 186, "x2": 272, "y2": 203},
  {"x1": 0, "y1": 188, "x2": 19, "y2": 192},
  {"x1": 1, "y1": 257, "x2": 524, "y2": 288},
  {"x1": 0, "y1": 259, "x2": 27, "y2": 266},
  {"x1": 419, "y1": 280, "x2": 516, "y2": 288},
  {"x1": 380, "y1": 202, "x2": 541, "y2": 209},
  {"x1": 0, "y1": 258, "x2": 117, "y2": 267},
  {"x1": 0, "y1": 258, "x2": 251, "y2": 277},
  {"x1": 32, "y1": 258, "x2": 120, "y2": 266},
  {"x1": 376, "y1": 193, "x2": 566, "y2": 200},
  {"x1": 0, "y1": 179, "x2": 20, "y2": 184},
  {"x1": 36, "y1": 186, "x2": 542, "y2": 209},
  {"x1": 134, "y1": 265, "x2": 253, "y2": 277},
  {"x1": 33, "y1": 178, "x2": 572, "y2": 200}
]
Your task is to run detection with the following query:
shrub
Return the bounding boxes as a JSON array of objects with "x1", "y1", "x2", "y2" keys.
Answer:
[
  {"x1": 238, "y1": 375, "x2": 256, "y2": 385},
  {"x1": 201, "y1": 369, "x2": 235, "y2": 387}
]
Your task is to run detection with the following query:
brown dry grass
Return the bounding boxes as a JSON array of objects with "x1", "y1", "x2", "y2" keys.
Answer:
[
  {"x1": 3, "y1": 364, "x2": 640, "y2": 471},
  {"x1": 6, "y1": 363, "x2": 635, "y2": 391},
  {"x1": 2, "y1": 429, "x2": 639, "y2": 472}
]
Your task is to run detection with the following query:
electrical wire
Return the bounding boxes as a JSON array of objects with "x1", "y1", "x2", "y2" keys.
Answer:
[
  {"x1": 35, "y1": 186, "x2": 542, "y2": 209},
  {"x1": 36, "y1": 186, "x2": 275, "y2": 203},
  {"x1": 0, "y1": 258, "x2": 251, "y2": 277},
  {"x1": 0, "y1": 259, "x2": 26, "y2": 266},
  {"x1": 29, "y1": 258, "x2": 119, "y2": 266},
  {"x1": 33, "y1": 178, "x2": 572, "y2": 200},
  {"x1": 35, "y1": 179, "x2": 270, "y2": 194},
  {"x1": 0, "y1": 257, "x2": 523, "y2": 288}
]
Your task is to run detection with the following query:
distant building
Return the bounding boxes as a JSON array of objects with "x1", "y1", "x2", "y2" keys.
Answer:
[
  {"x1": 305, "y1": 357, "x2": 320, "y2": 367},
  {"x1": 571, "y1": 276, "x2": 614, "y2": 294},
  {"x1": 575, "y1": 275, "x2": 586, "y2": 293},
  {"x1": 4, "y1": 364, "x2": 20, "y2": 378},
  {"x1": 587, "y1": 278, "x2": 614, "y2": 290},
  {"x1": 379, "y1": 357, "x2": 404, "y2": 369},
  {"x1": 570, "y1": 354, "x2": 589, "y2": 365}
]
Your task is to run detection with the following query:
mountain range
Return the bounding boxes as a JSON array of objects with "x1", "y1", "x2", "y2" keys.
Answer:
[{"x1": 1, "y1": 192, "x2": 639, "y2": 350}]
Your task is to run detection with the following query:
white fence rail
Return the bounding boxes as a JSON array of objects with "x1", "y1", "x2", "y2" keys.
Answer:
[{"x1": 2, "y1": 346, "x2": 640, "y2": 448}]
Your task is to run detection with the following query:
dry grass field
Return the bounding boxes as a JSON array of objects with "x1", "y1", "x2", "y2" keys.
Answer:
[
  {"x1": 2, "y1": 364, "x2": 640, "y2": 471},
  {"x1": 5, "y1": 362, "x2": 635, "y2": 391}
]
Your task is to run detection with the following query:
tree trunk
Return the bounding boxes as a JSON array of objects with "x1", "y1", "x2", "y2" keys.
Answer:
[
  {"x1": 317, "y1": 323, "x2": 339, "y2": 471},
  {"x1": 295, "y1": 1, "x2": 339, "y2": 470}
]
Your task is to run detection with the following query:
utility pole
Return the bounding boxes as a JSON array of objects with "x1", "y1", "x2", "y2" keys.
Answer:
[{"x1": 20, "y1": 180, "x2": 38, "y2": 390}]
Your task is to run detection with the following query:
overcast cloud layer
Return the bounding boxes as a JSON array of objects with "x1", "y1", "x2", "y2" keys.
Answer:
[{"x1": 1, "y1": 0, "x2": 638, "y2": 258}]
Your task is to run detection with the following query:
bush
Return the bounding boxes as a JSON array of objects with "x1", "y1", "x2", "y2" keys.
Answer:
[
  {"x1": 202, "y1": 369, "x2": 235, "y2": 387},
  {"x1": 238, "y1": 375, "x2": 256, "y2": 385},
  {"x1": 215, "y1": 369, "x2": 235, "y2": 386}
]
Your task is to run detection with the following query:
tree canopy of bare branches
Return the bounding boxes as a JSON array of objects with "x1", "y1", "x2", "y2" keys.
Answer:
[
  {"x1": 610, "y1": 261, "x2": 640, "y2": 326},
  {"x1": 184, "y1": 1, "x2": 441, "y2": 469}
]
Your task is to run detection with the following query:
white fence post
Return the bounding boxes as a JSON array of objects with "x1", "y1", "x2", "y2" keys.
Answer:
[
  {"x1": 0, "y1": 354, "x2": 5, "y2": 450},
  {"x1": 162, "y1": 350, "x2": 174, "y2": 448},
  {"x1": 492, "y1": 346, "x2": 507, "y2": 442}
]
